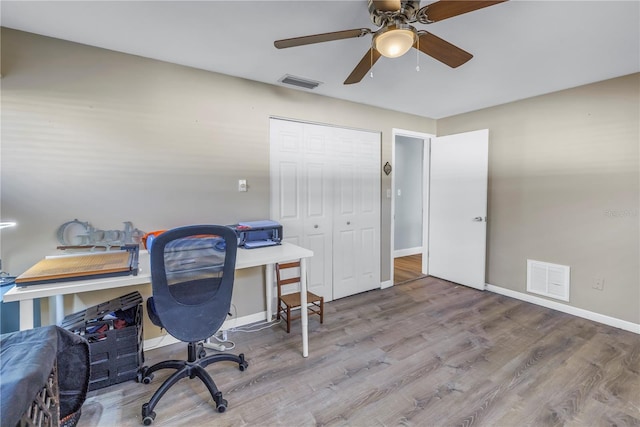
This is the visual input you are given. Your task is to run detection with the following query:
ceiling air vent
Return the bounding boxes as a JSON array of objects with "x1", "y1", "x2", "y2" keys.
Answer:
[{"x1": 278, "y1": 75, "x2": 322, "y2": 90}]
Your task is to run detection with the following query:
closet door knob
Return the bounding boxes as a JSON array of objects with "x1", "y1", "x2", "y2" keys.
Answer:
[
  {"x1": 314, "y1": 225, "x2": 319, "y2": 229},
  {"x1": 347, "y1": 221, "x2": 351, "y2": 225}
]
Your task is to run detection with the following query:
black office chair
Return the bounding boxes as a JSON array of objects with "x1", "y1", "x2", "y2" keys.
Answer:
[{"x1": 138, "y1": 225, "x2": 248, "y2": 425}]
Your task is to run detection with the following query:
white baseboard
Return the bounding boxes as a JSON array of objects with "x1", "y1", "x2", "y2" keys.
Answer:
[
  {"x1": 486, "y1": 283, "x2": 640, "y2": 334},
  {"x1": 143, "y1": 311, "x2": 269, "y2": 350},
  {"x1": 380, "y1": 280, "x2": 393, "y2": 289},
  {"x1": 394, "y1": 247, "x2": 422, "y2": 258}
]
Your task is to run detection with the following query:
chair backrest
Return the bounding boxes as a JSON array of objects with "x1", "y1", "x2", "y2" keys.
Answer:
[
  {"x1": 275, "y1": 261, "x2": 301, "y2": 299},
  {"x1": 149, "y1": 225, "x2": 237, "y2": 342}
]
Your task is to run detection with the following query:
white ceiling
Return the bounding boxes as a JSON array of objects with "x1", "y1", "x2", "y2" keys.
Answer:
[{"x1": 2, "y1": 1, "x2": 638, "y2": 118}]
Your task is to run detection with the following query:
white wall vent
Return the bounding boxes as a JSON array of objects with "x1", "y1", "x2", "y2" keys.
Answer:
[{"x1": 526, "y1": 259, "x2": 570, "y2": 302}]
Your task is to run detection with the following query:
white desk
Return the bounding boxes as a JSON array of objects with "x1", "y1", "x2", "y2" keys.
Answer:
[{"x1": 4, "y1": 242, "x2": 314, "y2": 357}]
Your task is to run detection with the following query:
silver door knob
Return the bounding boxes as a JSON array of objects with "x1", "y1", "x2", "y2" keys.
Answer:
[
  {"x1": 473, "y1": 217, "x2": 483, "y2": 222},
  {"x1": 347, "y1": 221, "x2": 351, "y2": 225},
  {"x1": 314, "y1": 225, "x2": 318, "y2": 229}
]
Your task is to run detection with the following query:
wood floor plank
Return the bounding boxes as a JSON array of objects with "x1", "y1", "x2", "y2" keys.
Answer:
[
  {"x1": 394, "y1": 254, "x2": 425, "y2": 284},
  {"x1": 76, "y1": 273, "x2": 640, "y2": 427}
]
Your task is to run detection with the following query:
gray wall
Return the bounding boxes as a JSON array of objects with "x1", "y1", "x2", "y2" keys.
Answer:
[
  {"x1": 438, "y1": 73, "x2": 640, "y2": 324},
  {"x1": 2, "y1": 29, "x2": 638, "y2": 332},
  {"x1": 394, "y1": 136, "x2": 423, "y2": 252},
  {"x1": 0, "y1": 28, "x2": 436, "y2": 338}
]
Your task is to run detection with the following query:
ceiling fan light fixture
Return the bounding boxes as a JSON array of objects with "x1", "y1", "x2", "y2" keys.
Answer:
[{"x1": 373, "y1": 24, "x2": 416, "y2": 58}]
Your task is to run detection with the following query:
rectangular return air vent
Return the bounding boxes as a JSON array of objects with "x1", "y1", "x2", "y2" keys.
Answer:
[
  {"x1": 278, "y1": 74, "x2": 322, "y2": 90},
  {"x1": 527, "y1": 259, "x2": 570, "y2": 302}
]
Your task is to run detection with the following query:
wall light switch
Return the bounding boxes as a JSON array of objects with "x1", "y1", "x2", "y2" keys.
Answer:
[{"x1": 238, "y1": 179, "x2": 247, "y2": 192}]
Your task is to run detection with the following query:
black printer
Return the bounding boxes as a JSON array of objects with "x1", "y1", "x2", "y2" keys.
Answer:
[{"x1": 229, "y1": 220, "x2": 282, "y2": 249}]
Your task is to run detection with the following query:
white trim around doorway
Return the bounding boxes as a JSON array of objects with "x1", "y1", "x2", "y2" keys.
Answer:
[{"x1": 391, "y1": 128, "x2": 434, "y2": 286}]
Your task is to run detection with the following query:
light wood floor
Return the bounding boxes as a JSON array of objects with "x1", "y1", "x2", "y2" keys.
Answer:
[
  {"x1": 77, "y1": 276, "x2": 640, "y2": 427},
  {"x1": 394, "y1": 254, "x2": 426, "y2": 284}
]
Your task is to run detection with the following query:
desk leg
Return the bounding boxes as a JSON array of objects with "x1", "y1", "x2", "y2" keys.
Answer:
[
  {"x1": 54, "y1": 295, "x2": 64, "y2": 325},
  {"x1": 300, "y1": 258, "x2": 309, "y2": 358},
  {"x1": 265, "y1": 263, "x2": 274, "y2": 322},
  {"x1": 19, "y1": 299, "x2": 34, "y2": 330}
]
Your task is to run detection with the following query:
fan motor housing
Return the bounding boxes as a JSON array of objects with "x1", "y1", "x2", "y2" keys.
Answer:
[{"x1": 368, "y1": 0, "x2": 421, "y2": 27}]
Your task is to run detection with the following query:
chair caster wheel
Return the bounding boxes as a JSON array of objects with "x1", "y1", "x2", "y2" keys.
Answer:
[
  {"x1": 141, "y1": 404, "x2": 156, "y2": 425},
  {"x1": 216, "y1": 398, "x2": 228, "y2": 413},
  {"x1": 142, "y1": 373, "x2": 154, "y2": 384},
  {"x1": 142, "y1": 413, "x2": 155, "y2": 425},
  {"x1": 137, "y1": 367, "x2": 153, "y2": 384},
  {"x1": 136, "y1": 367, "x2": 148, "y2": 383},
  {"x1": 238, "y1": 353, "x2": 248, "y2": 371},
  {"x1": 214, "y1": 392, "x2": 227, "y2": 413}
]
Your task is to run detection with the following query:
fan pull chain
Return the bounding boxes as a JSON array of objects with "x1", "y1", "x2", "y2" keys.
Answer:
[
  {"x1": 370, "y1": 48, "x2": 374, "y2": 79},
  {"x1": 416, "y1": 37, "x2": 420, "y2": 72}
]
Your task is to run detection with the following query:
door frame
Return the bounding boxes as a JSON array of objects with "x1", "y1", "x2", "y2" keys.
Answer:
[{"x1": 390, "y1": 128, "x2": 434, "y2": 286}]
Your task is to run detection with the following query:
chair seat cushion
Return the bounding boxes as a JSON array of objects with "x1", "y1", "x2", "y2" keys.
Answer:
[{"x1": 280, "y1": 291, "x2": 322, "y2": 308}]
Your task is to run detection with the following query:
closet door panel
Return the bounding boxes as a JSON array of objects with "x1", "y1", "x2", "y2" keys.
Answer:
[
  {"x1": 279, "y1": 162, "x2": 300, "y2": 220},
  {"x1": 360, "y1": 226, "x2": 377, "y2": 280},
  {"x1": 333, "y1": 128, "x2": 381, "y2": 296},
  {"x1": 333, "y1": 151, "x2": 358, "y2": 299},
  {"x1": 271, "y1": 121, "x2": 304, "y2": 249},
  {"x1": 359, "y1": 132, "x2": 381, "y2": 291},
  {"x1": 333, "y1": 228, "x2": 358, "y2": 299},
  {"x1": 302, "y1": 124, "x2": 333, "y2": 300},
  {"x1": 306, "y1": 233, "x2": 329, "y2": 298}
]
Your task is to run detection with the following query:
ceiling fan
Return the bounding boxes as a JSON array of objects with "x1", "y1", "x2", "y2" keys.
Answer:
[{"x1": 274, "y1": 0, "x2": 507, "y2": 85}]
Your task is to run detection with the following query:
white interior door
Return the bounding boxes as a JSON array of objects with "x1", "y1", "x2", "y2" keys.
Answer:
[{"x1": 428, "y1": 129, "x2": 488, "y2": 290}]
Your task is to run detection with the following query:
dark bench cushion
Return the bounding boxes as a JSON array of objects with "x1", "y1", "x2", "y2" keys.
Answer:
[{"x1": 1, "y1": 325, "x2": 90, "y2": 426}]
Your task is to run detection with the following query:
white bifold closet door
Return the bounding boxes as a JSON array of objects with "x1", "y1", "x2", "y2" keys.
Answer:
[{"x1": 270, "y1": 118, "x2": 381, "y2": 302}]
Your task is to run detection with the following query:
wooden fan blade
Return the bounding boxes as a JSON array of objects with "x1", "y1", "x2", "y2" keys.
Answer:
[
  {"x1": 344, "y1": 48, "x2": 382, "y2": 85},
  {"x1": 415, "y1": 32, "x2": 473, "y2": 68},
  {"x1": 372, "y1": 0, "x2": 402, "y2": 12},
  {"x1": 275, "y1": 28, "x2": 371, "y2": 49},
  {"x1": 418, "y1": 0, "x2": 507, "y2": 23}
]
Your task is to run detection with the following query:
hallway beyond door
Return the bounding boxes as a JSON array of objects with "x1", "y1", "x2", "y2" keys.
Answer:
[{"x1": 394, "y1": 254, "x2": 426, "y2": 284}]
